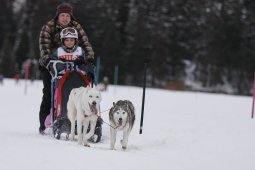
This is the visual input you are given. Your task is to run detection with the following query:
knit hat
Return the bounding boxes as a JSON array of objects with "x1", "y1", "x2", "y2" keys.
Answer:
[{"x1": 54, "y1": 3, "x2": 75, "y2": 19}]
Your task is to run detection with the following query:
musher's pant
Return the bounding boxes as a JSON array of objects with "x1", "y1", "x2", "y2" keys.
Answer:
[{"x1": 39, "y1": 68, "x2": 51, "y2": 131}]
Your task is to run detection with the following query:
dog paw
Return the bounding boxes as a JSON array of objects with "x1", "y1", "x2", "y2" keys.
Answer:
[
  {"x1": 69, "y1": 135, "x2": 75, "y2": 141},
  {"x1": 84, "y1": 144, "x2": 90, "y2": 147},
  {"x1": 91, "y1": 134, "x2": 98, "y2": 143},
  {"x1": 120, "y1": 140, "x2": 127, "y2": 150}
]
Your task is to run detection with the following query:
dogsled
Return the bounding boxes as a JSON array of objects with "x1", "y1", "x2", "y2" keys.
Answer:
[{"x1": 45, "y1": 60, "x2": 102, "y2": 142}]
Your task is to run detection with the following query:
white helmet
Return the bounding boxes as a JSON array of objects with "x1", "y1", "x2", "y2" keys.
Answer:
[{"x1": 60, "y1": 27, "x2": 78, "y2": 39}]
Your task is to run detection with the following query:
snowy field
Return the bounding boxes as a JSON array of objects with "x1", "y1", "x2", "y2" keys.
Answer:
[{"x1": 0, "y1": 79, "x2": 255, "y2": 170}]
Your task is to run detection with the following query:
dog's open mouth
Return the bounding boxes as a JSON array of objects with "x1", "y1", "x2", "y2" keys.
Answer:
[
  {"x1": 89, "y1": 103, "x2": 98, "y2": 114},
  {"x1": 118, "y1": 119, "x2": 123, "y2": 126}
]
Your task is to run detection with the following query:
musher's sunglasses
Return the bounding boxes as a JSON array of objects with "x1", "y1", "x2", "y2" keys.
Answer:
[{"x1": 62, "y1": 28, "x2": 76, "y2": 36}]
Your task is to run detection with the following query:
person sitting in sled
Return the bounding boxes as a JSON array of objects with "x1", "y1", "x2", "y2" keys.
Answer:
[
  {"x1": 50, "y1": 27, "x2": 86, "y2": 66},
  {"x1": 47, "y1": 27, "x2": 95, "y2": 78}
]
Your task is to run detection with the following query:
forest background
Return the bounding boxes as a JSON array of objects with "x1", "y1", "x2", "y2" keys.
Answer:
[{"x1": 0, "y1": 0, "x2": 254, "y2": 95}]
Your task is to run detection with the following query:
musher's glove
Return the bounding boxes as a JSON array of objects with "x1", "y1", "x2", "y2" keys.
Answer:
[
  {"x1": 45, "y1": 55, "x2": 58, "y2": 66},
  {"x1": 86, "y1": 58, "x2": 94, "y2": 64},
  {"x1": 74, "y1": 56, "x2": 85, "y2": 66}
]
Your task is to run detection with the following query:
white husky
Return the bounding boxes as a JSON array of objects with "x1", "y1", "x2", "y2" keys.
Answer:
[
  {"x1": 109, "y1": 100, "x2": 135, "y2": 150},
  {"x1": 67, "y1": 87, "x2": 102, "y2": 146}
]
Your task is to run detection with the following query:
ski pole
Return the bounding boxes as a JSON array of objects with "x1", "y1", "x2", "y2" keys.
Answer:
[{"x1": 139, "y1": 63, "x2": 147, "y2": 134}]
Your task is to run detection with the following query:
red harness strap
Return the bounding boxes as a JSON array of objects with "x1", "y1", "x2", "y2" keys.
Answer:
[{"x1": 54, "y1": 71, "x2": 91, "y2": 119}]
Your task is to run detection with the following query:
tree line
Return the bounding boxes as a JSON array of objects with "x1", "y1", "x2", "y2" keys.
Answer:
[{"x1": 0, "y1": 0, "x2": 254, "y2": 95}]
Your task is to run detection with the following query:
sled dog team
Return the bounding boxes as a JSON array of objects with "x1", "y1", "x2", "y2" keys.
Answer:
[{"x1": 67, "y1": 86, "x2": 135, "y2": 150}]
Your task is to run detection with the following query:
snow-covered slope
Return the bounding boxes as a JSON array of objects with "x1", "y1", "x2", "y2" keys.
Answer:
[{"x1": 0, "y1": 79, "x2": 255, "y2": 170}]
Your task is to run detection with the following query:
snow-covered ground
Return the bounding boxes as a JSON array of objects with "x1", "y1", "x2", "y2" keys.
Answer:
[{"x1": 0, "y1": 79, "x2": 255, "y2": 170}]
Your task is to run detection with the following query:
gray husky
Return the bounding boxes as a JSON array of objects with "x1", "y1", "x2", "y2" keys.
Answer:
[{"x1": 109, "y1": 100, "x2": 135, "y2": 150}]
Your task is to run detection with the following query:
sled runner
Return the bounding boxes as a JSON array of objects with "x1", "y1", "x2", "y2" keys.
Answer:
[{"x1": 45, "y1": 60, "x2": 102, "y2": 142}]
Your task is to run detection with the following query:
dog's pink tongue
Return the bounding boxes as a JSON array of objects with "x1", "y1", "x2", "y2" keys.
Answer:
[{"x1": 90, "y1": 105, "x2": 98, "y2": 114}]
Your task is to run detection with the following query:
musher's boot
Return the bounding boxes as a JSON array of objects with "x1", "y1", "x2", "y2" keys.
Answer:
[{"x1": 39, "y1": 127, "x2": 45, "y2": 135}]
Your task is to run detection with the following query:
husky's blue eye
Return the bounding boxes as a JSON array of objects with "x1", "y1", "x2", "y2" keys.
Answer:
[{"x1": 96, "y1": 96, "x2": 99, "y2": 98}]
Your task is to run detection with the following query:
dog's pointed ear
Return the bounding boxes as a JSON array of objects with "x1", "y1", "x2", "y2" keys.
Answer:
[{"x1": 113, "y1": 102, "x2": 116, "y2": 106}]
